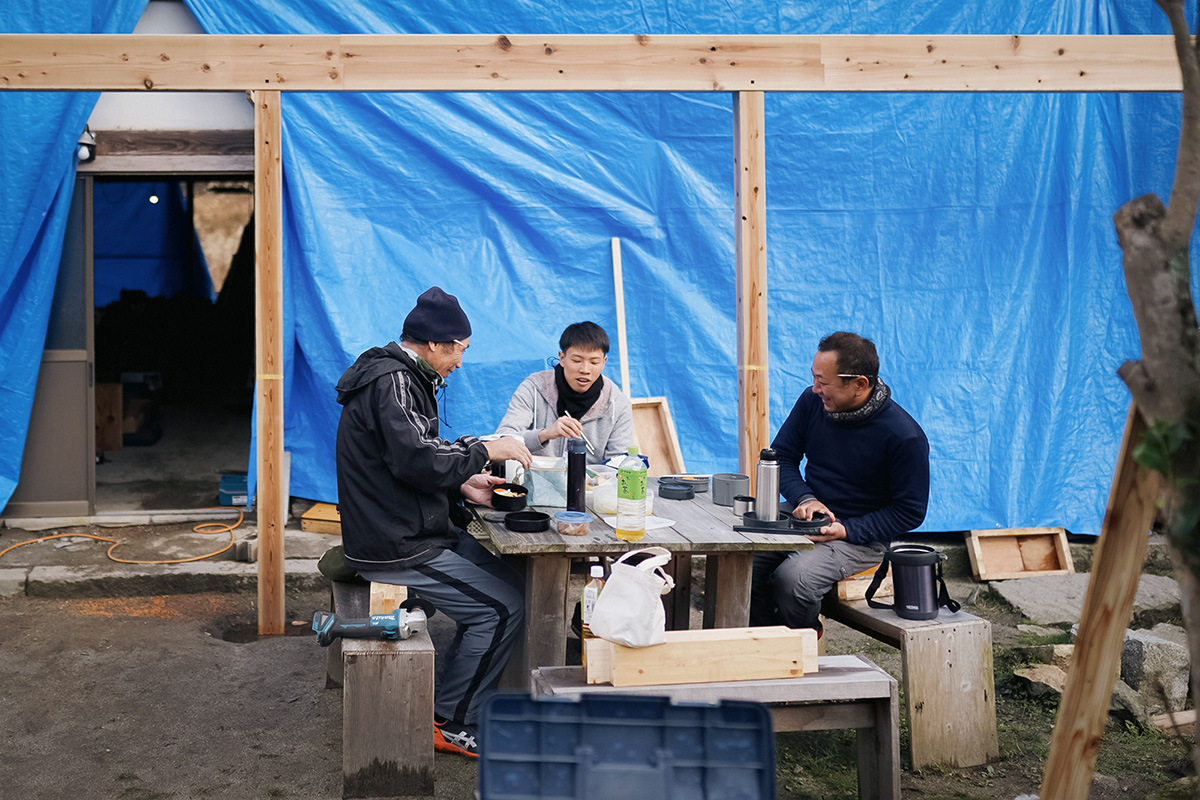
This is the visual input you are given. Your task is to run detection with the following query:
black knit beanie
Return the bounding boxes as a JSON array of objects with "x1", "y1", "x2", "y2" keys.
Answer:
[{"x1": 401, "y1": 286, "x2": 471, "y2": 343}]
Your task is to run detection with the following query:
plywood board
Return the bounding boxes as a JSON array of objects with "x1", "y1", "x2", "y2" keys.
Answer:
[
  {"x1": 631, "y1": 396, "x2": 686, "y2": 476},
  {"x1": 585, "y1": 625, "x2": 817, "y2": 687},
  {"x1": 300, "y1": 501, "x2": 342, "y2": 535},
  {"x1": 966, "y1": 527, "x2": 1074, "y2": 581}
]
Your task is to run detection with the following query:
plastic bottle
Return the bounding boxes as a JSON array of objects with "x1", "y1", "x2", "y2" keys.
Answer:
[
  {"x1": 615, "y1": 446, "x2": 647, "y2": 541},
  {"x1": 580, "y1": 564, "x2": 605, "y2": 666}
]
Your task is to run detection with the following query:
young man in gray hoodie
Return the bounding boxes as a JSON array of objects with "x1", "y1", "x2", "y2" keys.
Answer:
[{"x1": 495, "y1": 321, "x2": 635, "y2": 464}]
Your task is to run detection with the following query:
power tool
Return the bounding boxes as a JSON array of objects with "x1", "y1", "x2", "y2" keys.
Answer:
[{"x1": 311, "y1": 598, "x2": 435, "y2": 647}]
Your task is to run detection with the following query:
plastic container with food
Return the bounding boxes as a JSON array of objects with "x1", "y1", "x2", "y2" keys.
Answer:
[{"x1": 553, "y1": 510, "x2": 594, "y2": 537}]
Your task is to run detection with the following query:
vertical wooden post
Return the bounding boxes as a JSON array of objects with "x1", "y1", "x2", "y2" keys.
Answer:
[
  {"x1": 734, "y1": 91, "x2": 769, "y2": 481},
  {"x1": 1040, "y1": 404, "x2": 1162, "y2": 799},
  {"x1": 254, "y1": 89, "x2": 286, "y2": 636}
]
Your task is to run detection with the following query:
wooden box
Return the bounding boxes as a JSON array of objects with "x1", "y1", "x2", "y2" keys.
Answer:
[{"x1": 966, "y1": 527, "x2": 1074, "y2": 581}]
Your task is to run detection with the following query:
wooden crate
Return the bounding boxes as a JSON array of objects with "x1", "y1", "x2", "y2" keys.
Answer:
[
  {"x1": 301, "y1": 501, "x2": 341, "y2": 535},
  {"x1": 585, "y1": 625, "x2": 817, "y2": 687},
  {"x1": 630, "y1": 396, "x2": 686, "y2": 477},
  {"x1": 966, "y1": 527, "x2": 1074, "y2": 581},
  {"x1": 94, "y1": 382, "x2": 123, "y2": 452}
]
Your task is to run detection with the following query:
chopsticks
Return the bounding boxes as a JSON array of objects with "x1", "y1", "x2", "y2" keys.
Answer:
[{"x1": 562, "y1": 410, "x2": 597, "y2": 455}]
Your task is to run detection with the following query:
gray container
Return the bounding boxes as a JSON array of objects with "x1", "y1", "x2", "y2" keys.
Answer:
[{"x1": 711, "y1": 473, "x2": 750, "y2": 506}]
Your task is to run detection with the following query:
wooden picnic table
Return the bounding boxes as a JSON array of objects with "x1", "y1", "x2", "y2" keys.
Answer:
[{"x1": 478, "y1": 478, "x2": 812, "y2": 685}]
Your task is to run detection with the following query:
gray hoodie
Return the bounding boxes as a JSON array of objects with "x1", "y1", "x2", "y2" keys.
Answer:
[{"x1": 495, "y1": 370, "x2": 635, "y2": 464}]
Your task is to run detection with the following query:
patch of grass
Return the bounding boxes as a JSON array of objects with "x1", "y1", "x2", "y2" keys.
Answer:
[
  {"x1": 775, "y1": 729, "x2": 860, "y2": 800},
  {"x1": 267, "y1": 789, "x2": 286, "y2": 798},
  {"x1": 256, "y1": 753, "x2": 279, "y2": 759},
  {"x1": 1096, "y1": 721, "x2": 1190, "y2": 784},
  {"x1": 969, "y1": 587, "x2": 1016, "y2": 616}
]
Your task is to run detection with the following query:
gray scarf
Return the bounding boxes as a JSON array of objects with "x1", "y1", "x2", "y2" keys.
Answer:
[{"x1": 827, "y1": 379, "x2": 890, "y2": 425}]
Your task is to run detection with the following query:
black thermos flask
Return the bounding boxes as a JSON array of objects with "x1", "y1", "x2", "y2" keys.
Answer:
[{"x1": 566, "y1": 437, "x2": 587, "y2": 512}]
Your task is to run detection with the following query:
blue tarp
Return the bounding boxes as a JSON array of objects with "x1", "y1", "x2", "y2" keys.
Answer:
[
  {"x1": 0, "y1": 0, "x2": 148, "y2": 507},
  {"x1": 93, "y1": 181, "x2": 215, "y2": 307},
  {"x1": 5, "y1": 1, "x2": 1199, "y2": 533}
]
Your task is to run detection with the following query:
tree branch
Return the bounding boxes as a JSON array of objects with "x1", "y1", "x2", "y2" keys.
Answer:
[{"x1": 1154, "y1": 0, "x2": 1200, "y2": 249}]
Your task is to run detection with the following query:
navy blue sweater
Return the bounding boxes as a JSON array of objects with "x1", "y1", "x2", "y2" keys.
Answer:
[{"x1": 772, "y1": 387, "x2": 929, "y2": 546}]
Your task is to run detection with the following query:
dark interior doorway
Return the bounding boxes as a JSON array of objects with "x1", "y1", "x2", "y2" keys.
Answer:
[{"x1": 92, "y1": 177, "x2": 256, "y2": 512}]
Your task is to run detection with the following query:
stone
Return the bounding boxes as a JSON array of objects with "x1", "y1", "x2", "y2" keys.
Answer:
[
  {"x1": 0, "y1": 567, "x2": 28, "y2": 597},
  {"x1": 1109, "y1": 679, "x2": 1153, "y2": 729},
  {"x1": 992, "y1": 573, "x2": 1179, "y2": 627},
  {"x1": 1146, "y1": 622, "x2": 1188, "y2": 648},
  {"x1": 1122, "y1": 628, "x2": 1190, "y2": 714},
  {"x1": 1014, "y1": 663, "x2": 1067, "y2": 696},
  {"x1": 1017, "y1": 623, "x2": 1065, "y2": 638},
  {"x1": 1149, "y1": 775, "x2": 1197, "y2": 800},
  {"x1": 1017, "y1": 644, "x2": 1075, "y2": 671}
]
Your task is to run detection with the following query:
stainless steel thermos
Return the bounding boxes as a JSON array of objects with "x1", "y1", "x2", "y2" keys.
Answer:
[{"x1": 754, "y1": 448, "x2": 780, "y2": 522}]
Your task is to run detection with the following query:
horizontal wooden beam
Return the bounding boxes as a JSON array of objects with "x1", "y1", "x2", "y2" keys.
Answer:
[{"x1": 0, "y1": 34, "x2": 1182, "y2": 93}]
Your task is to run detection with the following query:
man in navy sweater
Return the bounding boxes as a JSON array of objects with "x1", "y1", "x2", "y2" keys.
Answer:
[{"x1": 750, "y1": 331, "x2": 929, "y2": 633}]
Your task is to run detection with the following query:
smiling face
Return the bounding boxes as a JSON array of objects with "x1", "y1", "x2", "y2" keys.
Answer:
[
  {"x1": 810, "y1": 350, "x2": 870, "y2": 413},
  {"x1": 559, "y1": 346, "x2": 607, "y2": 393},
  {"x1": 425, "y1": 337, "x2": 468, "y2": 378}
]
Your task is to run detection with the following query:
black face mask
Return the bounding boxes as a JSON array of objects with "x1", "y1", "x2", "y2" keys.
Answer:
[{"x1": 555, "y1": 363, "x2": 604, "y2": 420}]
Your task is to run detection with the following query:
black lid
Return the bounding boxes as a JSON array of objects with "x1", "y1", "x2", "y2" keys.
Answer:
[
  {"x1": 658, "y1": 482, "x2": 695, "y2": 500},
  {"x1": 759, "y1": 448, "x2": 777, "y2": 461}
]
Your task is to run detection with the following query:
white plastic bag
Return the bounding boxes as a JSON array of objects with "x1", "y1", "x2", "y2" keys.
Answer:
[{"x1": 588, "y1": 547, "x2": 675, "y2": 648}]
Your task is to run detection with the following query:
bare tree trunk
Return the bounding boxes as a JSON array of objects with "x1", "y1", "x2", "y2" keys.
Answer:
[{"x1": 1114, "y1": 0, "x2": 1200, "y2": 783}]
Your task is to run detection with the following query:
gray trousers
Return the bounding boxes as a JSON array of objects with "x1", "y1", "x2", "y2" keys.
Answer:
[
  {"x1": 750, "y1": 540, "x2": 887, "y2": 630},
  {"x1": 360, "y1": 528, "x2": 525, "y2": 725}
]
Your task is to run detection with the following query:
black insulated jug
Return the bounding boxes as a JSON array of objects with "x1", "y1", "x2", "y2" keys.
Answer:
[{"x1": 864, "y1": 544, "x2": 960, "y2": 620}]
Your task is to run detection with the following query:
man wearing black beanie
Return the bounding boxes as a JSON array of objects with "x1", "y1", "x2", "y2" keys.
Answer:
[{"x1": 334, "y1": 286, "x2": 532, "y2": 758}]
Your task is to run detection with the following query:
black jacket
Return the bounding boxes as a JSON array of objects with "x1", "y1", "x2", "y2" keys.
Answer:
[{"x1": 334, "y1": 342, "x2": 488, "y2": 571}]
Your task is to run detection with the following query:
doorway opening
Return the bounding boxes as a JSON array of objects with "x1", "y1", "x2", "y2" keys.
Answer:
[{"x1": 92, "y1": 176, "x2": 255, "y2": 512}]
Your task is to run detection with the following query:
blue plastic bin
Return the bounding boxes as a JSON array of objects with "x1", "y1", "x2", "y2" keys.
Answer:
[
  {"x1": 218, "y1": 473, "x2": 249, "y2": 507},
  {"x1": 479, "y1": 693, "x2": 775, "y2": 800}
]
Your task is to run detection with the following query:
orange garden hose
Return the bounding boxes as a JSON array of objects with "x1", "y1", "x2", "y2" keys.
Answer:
[{"x1": 0, "y1": 507, "x2": 243, "y2": 565}]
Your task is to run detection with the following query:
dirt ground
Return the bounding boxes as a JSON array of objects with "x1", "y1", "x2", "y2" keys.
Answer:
[
  {"x1": 0, "y1": 588, "x2": 479, "y2": 800},
  {"x1": 1, "y1": 568, "x2": 1194, "y2": 799}
]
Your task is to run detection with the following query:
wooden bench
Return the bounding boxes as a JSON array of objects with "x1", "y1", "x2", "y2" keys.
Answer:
[
  {"x1": 328, "y1": 581, "x2": 435, "y2": 800},
  {"x1": 531, "y1": 654, "x2": 899, "y2": 800},
  {"x1": 822, "y1": 595, "x2": 999, "y2": 769}
]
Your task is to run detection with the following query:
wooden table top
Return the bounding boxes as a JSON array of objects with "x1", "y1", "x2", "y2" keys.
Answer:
[{"x1": 478, "y1": 478, "x2": 813, "y2": 556}]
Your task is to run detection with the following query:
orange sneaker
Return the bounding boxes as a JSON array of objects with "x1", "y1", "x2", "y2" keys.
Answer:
[{"x1": 434, "y1": 718, "x2": 480, "y2": 758}]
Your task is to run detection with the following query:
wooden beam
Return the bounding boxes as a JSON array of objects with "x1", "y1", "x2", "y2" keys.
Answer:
[
  {"x1": 822, "y1": 34, "x2": 1180, "y2": 92},
  {"x1": 0, "y1": 34, "x2": 1181, "y2": 93},
  {"x1": 254, "y1": 89, "x2": 285, "y2": 636},
  {"x1": 77, "y1": 129, "x2": 255, "y2": 175},
  {"x1": 1040, "y1": 404, "x2": 1162, "y2": 799},
  {"x1": 95, "y1": 129, "x2": 253, "y2": 156},
  {"x1": 734, "y1": 91, "x2": 769, "y2": 479}
]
